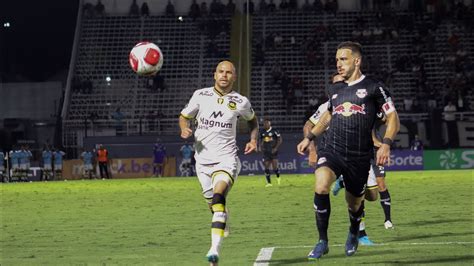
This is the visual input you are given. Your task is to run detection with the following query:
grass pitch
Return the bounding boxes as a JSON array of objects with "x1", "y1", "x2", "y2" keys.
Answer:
[{"x1": 1, "y1": 170, "x2": 473, "y2": 265}]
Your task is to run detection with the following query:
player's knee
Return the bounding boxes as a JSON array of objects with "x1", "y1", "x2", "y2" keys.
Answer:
[
  {"x1": 365, "y1": 188, "x2": 378, "y2": 201},
  {"x1": 377, "y1": 180, "x2": 387, "y2": 191},
  {"x1": 315, "y1": 182, "x2": 331, "y2": 194},
  {"x1": 264, "y1": 168, "x2": 270, "y2": 175}
]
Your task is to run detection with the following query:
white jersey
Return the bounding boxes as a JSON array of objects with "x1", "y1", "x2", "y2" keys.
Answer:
[
  {"x1": 181, "y1": 87, "x2": 255, "y2": 164},
  {"x1": 309, "y1": 101, "x2": 330, "y2": 125}
]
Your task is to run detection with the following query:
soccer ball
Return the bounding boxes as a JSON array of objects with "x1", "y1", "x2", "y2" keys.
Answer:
[{"x1": 129, "y1": 42, "x2": 163, "y2": 76}]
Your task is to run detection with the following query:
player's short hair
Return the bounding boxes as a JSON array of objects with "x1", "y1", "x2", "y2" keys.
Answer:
[{"x1": 337, "y1": 41, "x2": 363, "y2": 57}]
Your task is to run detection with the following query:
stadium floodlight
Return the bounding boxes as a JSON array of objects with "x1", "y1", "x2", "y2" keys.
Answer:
[
  {"x1": 105, "y1": 76, "x2": 111, "y2": 82},
  {"x1": 3, "y1": 22, "x2": 10, "y2": 27}
]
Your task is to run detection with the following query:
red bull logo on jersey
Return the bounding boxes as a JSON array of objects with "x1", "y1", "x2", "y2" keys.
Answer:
[{"x1": 333, "y1": 102, "x2": 366, "y2": 117}]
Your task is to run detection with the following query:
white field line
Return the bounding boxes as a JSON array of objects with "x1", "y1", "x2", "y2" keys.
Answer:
[{"x1": 254, "y1": 241, "x2": 474, "y2": 265}]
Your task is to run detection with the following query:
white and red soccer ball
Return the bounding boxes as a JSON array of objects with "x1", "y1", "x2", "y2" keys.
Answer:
[{"x1": 129, "y1": 42, "x2": 163, "y2": 76}]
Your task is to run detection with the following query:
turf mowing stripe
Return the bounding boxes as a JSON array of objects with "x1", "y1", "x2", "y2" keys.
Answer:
[
  {"x1": 253, "y1": 247, "x2": 275, "y2": 266},
  {"x1": 254, "y1": 242, "x2": 474, "y2": 264}
]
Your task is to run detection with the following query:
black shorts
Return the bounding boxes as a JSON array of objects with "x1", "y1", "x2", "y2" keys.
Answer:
[
  {"x1": 371, "y1": 159, "x2": 386, "y2": 178},
  {"x1": 316, "y1": 151, "x2": 371, "y2": 197},
  {"x1": 263, "y1": 151, "x2": 278, "y2": 161}
]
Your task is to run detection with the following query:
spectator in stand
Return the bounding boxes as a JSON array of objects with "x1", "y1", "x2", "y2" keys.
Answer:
[
  {"x1": 129, "y1": 0, "x2": 140, "y2": 16},
  {"x1": 410, "y1": 135, "x2": 423, "y2": 150},
  {"x1": 111, "y1": 107, "x2": 125, "y2": 135},
  {"x1": 189, "y1": 0, "x2": 201, "y2": 20},
  {"x1": 201, "y1": 1, "x2": 209, "y2": 15},
  {"x1": 255, "y1": 41, "x2": 265, "y2": 65},
  {"x1": 141, "y1": 2, "x2": 150, "y2": 16},
  {"x1": 225, "y1": 0, "x2": 236, "y2": 14},
  {"x1": 273, "y1": 33, "x2": 283, "y2": 49},
  {"x1": 95, "y1": 0, "x2": 105, "y2": 16},
  {"x1": 292, "y1": 75, "x2": 304, "y2": 101},
  {"x1": 280, "y1": 71, "x2": 290, "y2": 99},
  {"x1": 210, "y1": 0, "x2": 224, "y2": 15},
  {"x1": 271, "y1": 61, "x2": 282, "y2": 84},
  {"x1": 165, "y1": 0, "x2": 175, "y2": 16},
  {"x1": 443, "y1": 101, "x2": 458, "y2": 148}
]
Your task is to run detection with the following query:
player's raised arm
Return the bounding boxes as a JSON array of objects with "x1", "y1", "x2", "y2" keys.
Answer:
[
  {"x1": 244, "y1": 116, "x2": 259, "y2": 154},
  {"x1": 179, "y1": 115, "x2": 193, "y2": 139},
  {"x1": 376, "y1": 111, "x2": 400, "y2": 166}
]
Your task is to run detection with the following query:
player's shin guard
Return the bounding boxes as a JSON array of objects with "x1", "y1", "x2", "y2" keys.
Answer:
[
  {"x1": 264, "y1": 168, "x2": 271, "y2": 184},
  {"x1": 349, "y1": 202, "x2": 364, "y2": 235},
  {"x1": 379, "y1": 190, "x2": 392, "y2": 221},
  {"x1": 314, "y1": 193, "x2": 331, "y2": 241},
  {"x1": 211, "y1": 193, "x2": 227, "y2": 252}
]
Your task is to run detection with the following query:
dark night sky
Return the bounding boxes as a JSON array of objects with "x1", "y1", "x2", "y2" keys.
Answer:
[{"x1": 1, "y1": 0, "x2": 79, "y2": 82}]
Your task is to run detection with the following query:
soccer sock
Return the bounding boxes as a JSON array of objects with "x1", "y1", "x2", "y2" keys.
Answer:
[
  {"x1": 379, "y1": 190, "x2": 392, "y2": 221},
  {"x1": 314, "y1": 193, "x2": 331, "y2": 241},
  {"x1": 211, "y1": 193, "x2": 227, "y2": 252},
  {"x1": 274, "y1": 168, "x2": 280, "y2": 178},
  {"x1": 264, "y1": 168, "x2": 271, "y2": 183},
  {"x1": 359, "y1": 210, "x2": 367, "y2": 237},
  {"x1": 339, "y1": 177, "x2": 345, "y2": 188},
  {"x1": 349, "y1": 201, "x2": 364, "y2": 236}
]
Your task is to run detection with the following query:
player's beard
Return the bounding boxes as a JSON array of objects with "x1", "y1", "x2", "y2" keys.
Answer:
[{"x1": 217, "y1": 80, "x2": 233, "y2": 92}]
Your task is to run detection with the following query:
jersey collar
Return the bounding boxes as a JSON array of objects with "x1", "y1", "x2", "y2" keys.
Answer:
[
  {"x1": 213, "y1": 87, "x2": 233, "y2": 97},
  {"x1": 347, "y1": 74, "x2": 365, "y2": 86},
  {"x1": 266, "y1": 127, "x2": 273, "y2": 132}
]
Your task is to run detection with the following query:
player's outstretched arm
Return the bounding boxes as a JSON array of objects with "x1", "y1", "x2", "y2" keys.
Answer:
[
  {"x1": 244, "y1": 116, "x2": 259, "y2": 154},
  {"x1": 179, "y1": 115, "x2": 193, "y2": 139},
  {"x1": 376, "y1": 111, "x2": 400, "y2": 166}
]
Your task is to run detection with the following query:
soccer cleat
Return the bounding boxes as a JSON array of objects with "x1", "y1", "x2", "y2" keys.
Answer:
[
  {"x1": 206, "y1": 249, "x2": 219, "y2": 264},
  {"x1": 277, "y1": 177, "x2": 281, "y2": 185},
  {"x1": 307, "y1": 240, "x2": 329, "y2": 260},
  {"x1": 345, "y1": 232, "x2": 359, "y2": 256},
  {"x1": 265, "y1": 183, "x2": 273, "y2": 187},
  {"x1": 358, "y1": 235, "x2": 374, "y2": 246},
  {"x1": 384, "y1": 220, "x2": 394, "y2": 229},
  {"x1": 332, "y1": 178, "x2": 343, "y2": 196}
]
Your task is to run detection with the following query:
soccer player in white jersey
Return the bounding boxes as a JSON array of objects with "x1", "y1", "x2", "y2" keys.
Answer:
[{"x1": 179, "y1": 61, "x2": 259, "y2": 265}]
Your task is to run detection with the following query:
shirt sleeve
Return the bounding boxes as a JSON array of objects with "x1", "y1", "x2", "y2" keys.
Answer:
[
  {"x1": 374, "y1": 82, "x2": 396, "y2": 115},
  {"x1": 180, "y1": 91, "x2": 200, "y2": 119},
  {"x1": 309, "y1": 101, "x2": 329, "y2": 124},
  {"x1": 275, "y1": 130, "x2": 281, "y2": 138},
  {"x1": 239, "y1": 97, "x2": 255, "y2": 121}
]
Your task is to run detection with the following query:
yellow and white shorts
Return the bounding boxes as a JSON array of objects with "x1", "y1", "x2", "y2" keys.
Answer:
[{"x1": 195, "y1": 157, "x2": 241, "y2": 200}]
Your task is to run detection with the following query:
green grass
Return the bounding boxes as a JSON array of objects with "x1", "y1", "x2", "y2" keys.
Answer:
[{"x1": 1, "y1": 170, "x2": 473, "y2": 265}]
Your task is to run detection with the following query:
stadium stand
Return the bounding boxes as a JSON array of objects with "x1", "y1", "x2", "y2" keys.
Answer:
[{"x1": 63, "y1": 6, "x2": 473, "y2": 150}]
